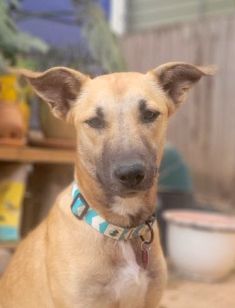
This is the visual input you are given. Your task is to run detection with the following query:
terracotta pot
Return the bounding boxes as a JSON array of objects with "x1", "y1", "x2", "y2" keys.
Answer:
[{"x1": 0, "y1": 103, "x2": 26, "y2": 139}]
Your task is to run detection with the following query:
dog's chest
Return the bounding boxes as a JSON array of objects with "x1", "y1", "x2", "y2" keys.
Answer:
[{"x1": 109, "y1": 242, "x2": 149, "y2": 306}]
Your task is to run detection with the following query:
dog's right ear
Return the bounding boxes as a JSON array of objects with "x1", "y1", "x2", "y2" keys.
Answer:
[{"x1": 18, "y1": 67, "x2": 89, "y2": 120}]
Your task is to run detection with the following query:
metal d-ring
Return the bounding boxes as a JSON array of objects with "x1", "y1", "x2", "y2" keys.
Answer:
[{"x1": 140, "y1": 219, "x2": 154, "y2": 245}]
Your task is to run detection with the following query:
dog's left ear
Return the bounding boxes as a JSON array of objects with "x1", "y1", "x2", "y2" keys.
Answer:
[
  {"x1": 148, "y1": 62, "x2": 216, "y2": 114},
  {"x1": 18, "y1": 67, "x2": 89, "y2": 120}
]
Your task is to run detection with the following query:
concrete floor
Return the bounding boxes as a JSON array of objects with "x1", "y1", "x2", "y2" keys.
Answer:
[{"x1": 161, "y1": 272, "x2": 235, "y2": 308}]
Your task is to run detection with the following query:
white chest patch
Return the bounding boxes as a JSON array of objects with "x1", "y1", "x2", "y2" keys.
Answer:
[{"x1": 110, "y1": 242, "x2": 149, "y2": 307}]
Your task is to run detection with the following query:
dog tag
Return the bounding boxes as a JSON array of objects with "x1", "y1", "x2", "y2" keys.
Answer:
[{"x1": 141, "y1": 242, "x2": 151, "y2": 269}]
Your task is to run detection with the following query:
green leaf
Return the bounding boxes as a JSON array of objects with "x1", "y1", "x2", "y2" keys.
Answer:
[
  {"x1": 0, "y1": 0, "x2": 48, "y2": 65},
  {"x1": 73, "y1": 1, "x2": 126, "y2": 72}
]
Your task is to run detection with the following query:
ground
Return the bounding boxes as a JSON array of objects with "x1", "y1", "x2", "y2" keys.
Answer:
[{"x1": 161, "y1": 272, "x2": 235, "y2": 308}]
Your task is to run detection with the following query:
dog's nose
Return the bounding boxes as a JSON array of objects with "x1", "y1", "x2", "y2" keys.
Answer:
[{"x1": 114, "y1": 163, "x2": 145, "y2": 187}]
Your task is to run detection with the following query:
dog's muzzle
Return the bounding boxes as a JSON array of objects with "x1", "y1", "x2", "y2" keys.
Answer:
[{"x1": 96, "y1": 146, "x2": 158, "y2": 197}]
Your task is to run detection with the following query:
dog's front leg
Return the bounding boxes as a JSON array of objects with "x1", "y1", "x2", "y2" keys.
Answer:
[
  {"x1": 144, "y1": 277, "x2": 167, "y2": 308},
  {"x1": 144, "y1": 254, "x2": 167, "y2": 308}
]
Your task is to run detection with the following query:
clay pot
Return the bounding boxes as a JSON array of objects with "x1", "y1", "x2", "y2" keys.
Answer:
[
  {"x1": 0, "y1": 103, "x2": 26, "y2": 139},
  {"x1": 39, "y1": 103, "x2": 75, "y2": 140}
]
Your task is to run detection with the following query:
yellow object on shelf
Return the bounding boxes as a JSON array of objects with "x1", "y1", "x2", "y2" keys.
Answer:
[
  {"x1": 0, "y1": 164, "x2": 30, "y2": 241},
  {"x1": 0, "y1": 75, "x2": 18, "y2": 103},
  {"x1": 0, "y1": 181, "x2": 24, "y2": 240},
  {"x1": 0, "y1": 74, "x2": 30, "y2": 130}
]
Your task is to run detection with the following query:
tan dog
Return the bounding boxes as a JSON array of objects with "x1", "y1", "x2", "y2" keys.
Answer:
[{"x1": 0, "y1": 62, "x2": 214, "y2": 308}]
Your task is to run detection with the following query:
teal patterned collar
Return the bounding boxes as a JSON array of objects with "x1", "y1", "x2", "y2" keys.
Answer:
[{"x1": 71, "y1": 183, "x2": 155, "y2": 241}]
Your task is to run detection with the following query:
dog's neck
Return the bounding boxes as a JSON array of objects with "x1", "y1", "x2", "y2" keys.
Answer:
[{"x1": 75, "y1": 158, "x2": 157, "y2": 228}]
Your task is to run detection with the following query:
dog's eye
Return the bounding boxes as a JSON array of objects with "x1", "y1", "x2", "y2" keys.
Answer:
[
  {"x1": 141, "y1": 109, "x2": 161, "y2": 123},
  {"x1": 85, "y1": 117, "x2": 106, "y2": 129}
]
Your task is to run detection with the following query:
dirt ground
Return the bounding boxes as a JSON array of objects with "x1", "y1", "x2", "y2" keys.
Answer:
[{"x1": 161, "y1": 272, "x2": 235, "y2": 308}]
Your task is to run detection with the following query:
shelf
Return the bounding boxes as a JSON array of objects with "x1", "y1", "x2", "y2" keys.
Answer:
[
  {"x1": 0, "y1": 241, "x2": 18, "y2": 249},
  {"x1": 0, "y1": 145, "x2": 75, "y2": 164}
]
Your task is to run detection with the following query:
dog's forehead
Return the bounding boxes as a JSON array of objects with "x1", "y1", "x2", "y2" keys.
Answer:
[
  {"x1": 93, "y1": 71, "x2": 144, "y2": 82},
  {"x1": 82, "y1": 72, "x2": 166, "y2": 109},
  {"x1": 89, "y1": 72, "x2": 155, "y2": 97}
]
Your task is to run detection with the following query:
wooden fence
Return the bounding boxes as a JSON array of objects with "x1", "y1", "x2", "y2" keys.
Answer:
[
  {"x1": 120, "y1": 13, "x2": 235, "y2": 210},
  {"x1": 127, "y1": 0, "x2": 235, "y2": 32}
]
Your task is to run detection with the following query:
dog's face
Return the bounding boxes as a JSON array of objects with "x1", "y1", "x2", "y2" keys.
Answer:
[
  {"x1": 22, "y1": 63, "x2": 213, "y2": 198},
  {"x1": 72, "y1": 72, "x2": 169, "y2": 198}
]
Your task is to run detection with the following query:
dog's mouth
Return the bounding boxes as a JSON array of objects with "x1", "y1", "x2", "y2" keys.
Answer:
[
  {"x1": 117, "y1": 190, "x2": 140, "y2": 198},
  {"x1": 125, "y1": 190, "x2": 139, "y2": 196},
  {"x1": 115, "y1": 181, "x2": 155, "y2": 197}
]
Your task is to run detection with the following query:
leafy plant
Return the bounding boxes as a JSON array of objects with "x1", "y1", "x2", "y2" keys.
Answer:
[
  {"x1": 0, "y1": 0, "x2": 48, "y2": 71},
  {"x1": 73, "y1": 0, "x2": 126, "y2": 73}
]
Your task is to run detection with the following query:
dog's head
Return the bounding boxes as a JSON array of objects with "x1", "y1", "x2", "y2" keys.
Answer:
[{"x1": 21, "y1": 63, "x2": 214, "y2": 199}]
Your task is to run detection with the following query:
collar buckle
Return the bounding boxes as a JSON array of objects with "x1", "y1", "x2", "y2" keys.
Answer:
[{"x1": 71, "y1": 192, "x2": 89, "y2": 220}]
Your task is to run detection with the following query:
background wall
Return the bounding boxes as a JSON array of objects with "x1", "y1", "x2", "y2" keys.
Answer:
[{"x1": 121, "y1": 14, "x2": 235, "y2": 210}]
